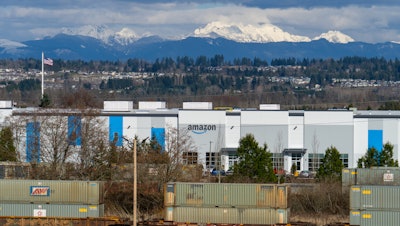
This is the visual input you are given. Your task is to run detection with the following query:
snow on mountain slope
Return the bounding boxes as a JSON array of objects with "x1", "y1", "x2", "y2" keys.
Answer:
[
  {"x1": 193, "y1": 21, "x2": 311, "y2": 43},
  {"x1": 60, "y1": 25, "x2": 139, "y2": 45},
  {"x1": 193, "y1": 21, "x2": 355, "y2": 44},
  {"x1": 36, "y1": 23, "x2": 356, "y2": 47},
  {"x1": 313, "y1": 30, "x2": 354, "y2": 43},
  {"x1": 0, "y1": 39, "x2": 27, "y2": 48},
  {"x1": 113, "y1": 28, "x2": 139, "y2": 45}
]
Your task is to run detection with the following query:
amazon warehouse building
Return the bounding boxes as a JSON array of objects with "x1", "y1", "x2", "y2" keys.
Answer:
[{"x1": 3, "y1": 100, "x2": 400, "y2": 173}]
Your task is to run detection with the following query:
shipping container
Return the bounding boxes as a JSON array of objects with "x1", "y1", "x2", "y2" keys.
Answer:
[
  {"x1": 0, "y1": 180, "x2": 104, "y2": 204},
  {"x1": 357, "y1": 168, "x2": 400, "y2": 186},
  {"x1": 342, "y1": 167, "x2": 400, "y2": 187},
  {"x1": 164, "y1": 182, "x2": 289, "y2": 208},
  {"x1": 0, "y1": 216, "x2": 128, "y2": 226},
  {"x1": 165, "y1": 206, "x2": 289, "y2": 225},
  {"x1": 342, "y1": 168, "x2": 357, "y2": 188},
  {"x1": 350, "y1": 185, "x2": 400, "y2": 210},
  {"x1": 0, "y1": 203, "x2": 104, "y2": 218},
  {"x1": 350, "y1": 209, "x2": 400, "y2": 226}
]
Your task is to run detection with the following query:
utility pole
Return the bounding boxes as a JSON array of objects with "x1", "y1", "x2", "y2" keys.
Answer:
[
  {"x1": 133, "y1": 138, "x2": 137, "y2": 226},
  {"x1": 218, "y1": 149, "x2": 221, "y2": 183},
  {"x1": 208, "y1": 141, "x2": 212, "y2": 181}
]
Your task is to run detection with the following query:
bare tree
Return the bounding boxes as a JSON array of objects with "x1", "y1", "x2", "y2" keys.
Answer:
[
  {"x1": 274, "y1": 131, "x2": 285, "y2": 183},
  {"x1": 311, "y1": 130, "x2": 320, "y2": 172},
  {"x1": 151, "y1": 125, "x2": 198, "y2": 184},
  {"x1": 9, "y1": 109, "x2": 124, "y2": 180},
  {"x1": 9, "y1": 110, "x2": 73, "y2": 179},
  {"x1": 69, "y1": 109, "x2": 122, "y2": 180}
]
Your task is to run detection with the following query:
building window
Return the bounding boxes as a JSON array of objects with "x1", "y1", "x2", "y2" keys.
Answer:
[
  {"x1": 272, "y1": 153, "x2": 284, "y2": 174},
  {"x1": 292, "y1": 153, "x2": 302, "y2": 171},
  {"x1": 206, "y1": 152, "x2": 220, "y2": 169},
  {"x1": 308, "y1": 153, "x2": 349, "y2": 171},
  {"x1": 182, "y1": 152, "x2": 198, "y2": 165},
  {"x1": 340, "y1": 154, "x2": 349, "y2": 168},
  {"x1": 308, "y1": 153, "x2": 324, "y2": 172},
  {"x1": 228, "y1": 154, "x2": 239, "y2": 170}
]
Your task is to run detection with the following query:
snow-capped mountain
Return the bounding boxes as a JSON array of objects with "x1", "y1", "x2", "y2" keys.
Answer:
[
  {"x1": 1, "y1": 22, "x2": 399, "y2": 62},
  {"x1": 194, "y1": 21, "x2": 311, "y2": 43},
  {"x1": 113, "y1": 28, "x2": 139, "y2": 45},
  {"x1": 313, "y1": 31, "x2": 354, "y2": 44},
  {"x1": 56, "y1": 23, "x2": 354, "y2": 46},
  {"x1": 61, "y1": 25, "x2": 139, "y2": 46},
  {"x1": 0, "y1": 39, "x2": 26, "y2": 49}
]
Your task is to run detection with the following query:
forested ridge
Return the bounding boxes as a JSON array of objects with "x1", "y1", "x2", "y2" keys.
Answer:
[{"x1": 1, "y1": 55, "x2": 400, "y2": 110}]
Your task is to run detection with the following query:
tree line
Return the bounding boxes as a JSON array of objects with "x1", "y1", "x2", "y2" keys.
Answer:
[
  {"x1": 2, "y1": 56, "x2": 400, "y2": 83},
  {"x1": 2, "y1": 55, "x2": 400, "y2": 110}
]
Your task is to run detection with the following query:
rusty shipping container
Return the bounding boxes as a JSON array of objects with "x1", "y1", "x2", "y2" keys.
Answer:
[
  {"x1": 350, "y1": 209, "x2": 400, "y2": 226},
  {"x1": 165, "y1": 182, "x2": 289, "y2": 208},
  {"x1": 165, "y1": 206, "x2": 289, "y2": 225},
  {"x1": 350, "y1": 185, "x2": 400, "y2": 210},
  {"x1": 0, "y1": 203, "x2": 104, "y2": 218},
  {"x1": 0, "y1": 180, "x2": 104, "y2": 204}
]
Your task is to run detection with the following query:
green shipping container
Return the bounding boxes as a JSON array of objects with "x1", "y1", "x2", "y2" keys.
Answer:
[
  {"x1": 342, "y1": 168, "x2": 357, "y2": 188},
  {"x1": 165, "y1": 206, "x2": 289, "y2": 224},
  {"x1": 350, "y1": 209, "x2": 400, "y2": 226},
  {"x1": 0, "y1": 180, "x2": 104, "y2": 204},
  {"x1": 164, "y1": 182, "x2": 289, "y2": 208},
  {"x1": 343, "y1": 167, "x2": 400, "y2": 187},
  {"x1": 0, "y1": 203, "x2": 104, "y2": 217},
  {"x1": 357, "y1": 168, "x2": 400, "y2": 186},
  {"x1": 350, "y1": 185, "x2": 400, "y2": 210}
]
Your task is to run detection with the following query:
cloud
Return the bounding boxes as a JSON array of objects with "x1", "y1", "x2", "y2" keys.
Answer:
[{"x1": 1, "y1": 0, "x2": 400, "y2": 43}]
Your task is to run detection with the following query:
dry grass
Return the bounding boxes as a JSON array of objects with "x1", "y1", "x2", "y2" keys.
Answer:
[
  {"x1": 290, "y1": 213, "x2": 349, "y2": 226},
  {"x1": 289, "y1": 180, "x2": 350, "y2": 226}
]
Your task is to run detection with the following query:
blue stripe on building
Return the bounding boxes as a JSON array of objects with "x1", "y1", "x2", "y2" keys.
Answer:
[
  {"x1": 26, "y1": 122, "x2": 40, "y2": 163},
  {"x1": 368, "y1": 129, "x2": 383, "y2": 151},
  {"x1": 151, "y1": 127, "x2": 165, "y2": 151},
  {"x1": 109, "y1": 116, "x2": 123, "y2": 146},
  {"x1": 68, "y1": 116, "x2": 81, "y2": 146}
]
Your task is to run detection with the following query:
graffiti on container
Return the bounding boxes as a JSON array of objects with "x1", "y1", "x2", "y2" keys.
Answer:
[{"x1": 30, "y1": 186, "x2": 50, "y2": 196}]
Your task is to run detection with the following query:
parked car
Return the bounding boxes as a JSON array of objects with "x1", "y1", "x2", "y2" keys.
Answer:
[
  {"x1": 202, "y1": 166, "x2": 215, "y2": 176},
  {"x1": 225, "y1": 169, "x2": 233, "y2": 176},
  {"x1": 299, "y1": 170, "x2": 314, "y2": 178},
  {"x1": 211, "y1": 168, "x2": 226, "y2": 176}
]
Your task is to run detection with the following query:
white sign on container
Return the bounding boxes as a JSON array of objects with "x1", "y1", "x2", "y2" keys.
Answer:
[
  {"x1": 34, "y1": 209, "x2": 46, "y2": 217},
  {"x1": 384, "y1": 173, "x2": 394, "y2": 182}
]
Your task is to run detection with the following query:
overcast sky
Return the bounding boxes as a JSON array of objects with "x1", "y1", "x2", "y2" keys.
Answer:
[{"x1": 2, "y1": 0, "x2": 400, "y2": 43}]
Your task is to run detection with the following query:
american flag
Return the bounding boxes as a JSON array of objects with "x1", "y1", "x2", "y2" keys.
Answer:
[{"x1": 43, "y1": 58, "x2": 53, "y2": 66}]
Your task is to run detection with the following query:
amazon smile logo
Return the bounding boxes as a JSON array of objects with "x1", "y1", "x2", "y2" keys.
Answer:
[{"x1": 188, "y1": 124, "x2": 216, "y2": 134}]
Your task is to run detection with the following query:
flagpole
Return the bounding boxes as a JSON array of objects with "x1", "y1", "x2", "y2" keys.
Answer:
[{"x1": 41, "y1": 52, "x2": 44, "y2": 99}]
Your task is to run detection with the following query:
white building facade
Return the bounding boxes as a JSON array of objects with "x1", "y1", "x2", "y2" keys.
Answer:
[{"x1": 3, "y1": 101, "x2": 400, "y2": 173}]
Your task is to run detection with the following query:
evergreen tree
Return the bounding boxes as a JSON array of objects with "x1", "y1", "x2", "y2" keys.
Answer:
[
  {"x1": 357, "y1": 147, "x2": 379, "y2": 168},
  {"x1": 0, "y1": 127, "x2": 17, "y2": 161},
  {"x1": 357, "y1": 142, "x2": 399, "y2": 168},
  {"x1": 357, "y1": 142, "x2": 398, "y2": 168},
  {"x1": 380, "y1": 142, "x2": 399, "y2": 166},
  {"x1": 317, "y1": 146, "x2": 343, "y2": 181},
  {"x1": 233, "y1": 134, "x2": 277, "y2": 183},
  {"x1": 39, "y1": 93, "x2": 51, "y2": 108}
]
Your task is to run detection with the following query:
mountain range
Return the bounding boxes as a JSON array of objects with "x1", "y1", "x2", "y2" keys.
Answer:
[{"x1": 0, "y1": 23, "x2": 399, "y2": 62}]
